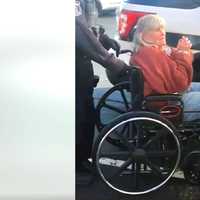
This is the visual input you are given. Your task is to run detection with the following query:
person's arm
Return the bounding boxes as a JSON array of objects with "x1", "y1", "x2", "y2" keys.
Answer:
[
  {"x1": 170, "y1": 36, "x2": 193, "y2": 83},
  {"x1": 76, "y1": 17, "x2": 128, "y2": 74},
  {"x1": 130, "y1": 47, "x2": 192, "y2": 94},
  {"x1": 170, "y1": 48, "x2": 193, "y2": 84}
]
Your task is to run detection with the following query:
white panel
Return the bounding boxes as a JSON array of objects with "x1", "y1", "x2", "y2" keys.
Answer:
[{"x1": 0, "y1": 0, "x2": 74, "y2": 199}]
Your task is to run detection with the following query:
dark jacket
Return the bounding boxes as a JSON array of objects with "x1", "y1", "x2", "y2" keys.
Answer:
[{"x1": 76, "y1": 16, "x2": 127, "y2": 91}]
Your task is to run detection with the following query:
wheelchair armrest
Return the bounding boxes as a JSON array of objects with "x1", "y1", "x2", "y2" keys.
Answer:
[
  {"x1": 143, "y1": 93, "x2": 184, "y2": 126},
  {"x1": 144, "y1": 94, "x2": 182, "y2": 102}
]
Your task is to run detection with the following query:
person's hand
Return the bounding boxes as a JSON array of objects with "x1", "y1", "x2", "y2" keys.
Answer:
[
  {"x1": 177, "y1": 36, "x2": 192, "y2": 51},
  {"x1": 91, "y1": 26, "x2": 98, "y2": 37},
  {"x1": 106, "y1": 59, "x2": 133, "y2": 85},
  {"x1": 98, "y1": 26, "x2": 121, "y2": 57},
  {"x1": 117, "y1": 64, "x2": 133, "y2": 78}
]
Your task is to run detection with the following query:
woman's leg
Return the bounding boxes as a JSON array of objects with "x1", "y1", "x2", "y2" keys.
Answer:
[
  {"x1": 182, "y1": 91, "x2": 200, "y2": 121},
  {"x1": 187, "y1": 82, "x2": 200, "y2": 92},
  {"x1": 94, "y1": 87, "x2": 131, "y2": 124}
]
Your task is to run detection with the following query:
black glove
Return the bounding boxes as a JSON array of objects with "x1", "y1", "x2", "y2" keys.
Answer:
[
  {"x1": 106, "y1": 58, "x2": 132, "y2": 85},
  {"x1": 91, "y1": 26, "x2": 98, "y2": 37},
  {"x1": 118, "y1": 64, "x2": 133, "y2": 78},
  {"x1": 99, "y1": 26, "x2": 121, "y2": 57}
]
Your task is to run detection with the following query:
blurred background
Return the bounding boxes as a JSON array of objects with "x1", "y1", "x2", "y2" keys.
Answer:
[{"x1": 0, "y1": 1, "x2": 74, "y2": 199}]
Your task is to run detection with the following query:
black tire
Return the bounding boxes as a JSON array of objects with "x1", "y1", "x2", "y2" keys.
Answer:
[
  {"x1": 183, "y1": 151, "x2": 200, "y2": 185},
  {"x1": 96, "y1": 81, "x2": 130, "y2": 131},
  {"x1": 92, "y1": 111, "x2": 181, "y2": 195}
]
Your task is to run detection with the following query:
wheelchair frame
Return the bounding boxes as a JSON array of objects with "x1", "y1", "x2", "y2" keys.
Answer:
[{"x1": 92, "y1": 66, "x2": 200, "y2": 195}]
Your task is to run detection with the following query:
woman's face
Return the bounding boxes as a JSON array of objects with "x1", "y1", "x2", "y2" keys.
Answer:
[{"x1": 142, "y1": 27, "x2": 166, "y2": 47}]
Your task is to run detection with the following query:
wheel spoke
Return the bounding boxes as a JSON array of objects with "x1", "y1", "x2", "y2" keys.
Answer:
[
  {"x1": 105, "y1": 128, "x2": 131, "y2": 149},
  {"x1": 99, "y1": 151, "x2": 130, "y2": 160},
  {"x1": 147, "y1": 150, "x2": 177, "y2": 158},
  {"x1": 134, "y1": 122, "x2": 143, "y2": 148},
  {"x1": 145, "y1": 159, "x2": 166, "y2": 180},
  {"x1": 127, "y1": 122, "x2": 137, "y2": 140},
  {"x1": 142, "y1": 129, "x2": 166, "y2": 149},
  {"x1": 103, "y1": 103, "x2": 126, "y2": 114},
  {"x1": 119, "y1": 89, "x2": 130, "y2": 110},
  {"x1": 114, "y1": 124, "x2": 136, "y2": 152},
  {"x1": 118, "y1": 122, "x2": 129, "y2": 138},
  {"x1": 108, "y1": 157, "x2": 134, "y2": 181},
  {"x1": 106, "y1": 136, "x2": 126, "y2": 147},
  {"x1": 133, "y1": 162, "x2": 140, "y2": 189}
]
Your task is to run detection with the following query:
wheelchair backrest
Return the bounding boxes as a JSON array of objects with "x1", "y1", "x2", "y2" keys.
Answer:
[
  {"x1": 129, "y1": 67, "x2": 144, "y2": 110},
  {"x1": 127, "y1": 67, "x2": 184, "y2": 126},
  {"x1": 105, "y1": 66, "x2": 145, "y2": 110}
]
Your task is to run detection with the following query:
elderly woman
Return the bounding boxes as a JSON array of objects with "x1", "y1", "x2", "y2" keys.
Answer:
[{"x1": 129, "y1": 14, "x2": 200, "y2": 121}]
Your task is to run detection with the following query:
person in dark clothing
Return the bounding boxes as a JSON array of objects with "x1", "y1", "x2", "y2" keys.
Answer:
[
  {"x1": 75, "y1": 0, "x2": 129, "y2": 174},
  {"x1": 192, "y1": 52, "x2": 200, "y2": 82}
]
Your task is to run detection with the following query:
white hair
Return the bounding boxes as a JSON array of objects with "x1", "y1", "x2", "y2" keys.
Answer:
[{"x1": 132, "y1": 14, "x2": 166, "y2": 53}]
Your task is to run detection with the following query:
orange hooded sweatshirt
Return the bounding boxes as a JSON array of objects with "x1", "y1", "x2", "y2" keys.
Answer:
[{"x1": 129, "y1": 46, "x2": 193, "y2": 96}]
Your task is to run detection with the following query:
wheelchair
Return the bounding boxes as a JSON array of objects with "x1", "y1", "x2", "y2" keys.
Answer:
[{"x1": 92, "y1": 50, "x2": 200, "y2": 195}]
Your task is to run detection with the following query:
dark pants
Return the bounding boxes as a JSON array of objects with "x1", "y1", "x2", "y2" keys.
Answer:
[
  {"x1": 75, "y1": 52, "x2": 96, "y2": 166},
  {"x1": 193, "y1": 52, "x2": 200, "y2": 82},
  {"x1": 76, "y1": 85, "x2": 95, "y2": 165}
]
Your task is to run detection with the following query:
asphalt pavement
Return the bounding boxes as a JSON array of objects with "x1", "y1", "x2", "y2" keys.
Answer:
[{"x1": 76, "y1": 176, "x2": 200, "y2": 200}]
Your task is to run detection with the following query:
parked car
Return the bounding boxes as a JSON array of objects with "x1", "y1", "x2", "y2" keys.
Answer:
[
  {"x1": 117, "y1": 0, "x2": 200, "y2": 51},
  {"x1": 96, "y1": 0, "x2": 121, "y2": 16}
]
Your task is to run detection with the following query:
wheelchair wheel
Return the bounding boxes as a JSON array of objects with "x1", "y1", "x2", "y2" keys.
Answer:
[
  {"x1": 96, "y1": 82, "x2": 130, "y2": 131},
  {"x1": 183, "y1": 151, "x2": 200, "y2": 185},
  {"x1": 93, "y1": 112, "x2": 181, "y2": 195}
]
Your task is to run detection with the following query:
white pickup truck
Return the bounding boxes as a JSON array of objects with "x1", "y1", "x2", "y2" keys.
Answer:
[
  {"x1": 96, "y1": 0, "x2": 121, "y2": 16},
  {"x1": 117, "y1": 0, "x2": 200, "y2": 51}
]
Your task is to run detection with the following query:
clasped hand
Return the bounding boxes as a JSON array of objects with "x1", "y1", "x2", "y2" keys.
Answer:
[{"x1": 177, "y1": 36, "x2": 192, "y2": 51}]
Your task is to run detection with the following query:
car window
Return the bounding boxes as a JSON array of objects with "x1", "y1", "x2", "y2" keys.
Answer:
[
  {"x1": 123, "y1": 0, "x2": 200, "y2": 9},
  {"x1": 166, "y1": 33, "x2": 200, "y2": 50},
  {"x1": 193, "y1": 0, "x2": 200, "y2": 5}
]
